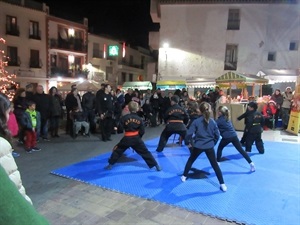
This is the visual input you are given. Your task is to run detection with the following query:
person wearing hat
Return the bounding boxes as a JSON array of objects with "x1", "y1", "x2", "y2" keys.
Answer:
[
  {"x1": 156, "y1": 95, "x2": 189, "y2": 152},
  {"x1": 244, "y1": 101, "x2": 265, "y2": 154},
  {"x1": 262, "y1": 100, "x2": 277, "y2": 130}
]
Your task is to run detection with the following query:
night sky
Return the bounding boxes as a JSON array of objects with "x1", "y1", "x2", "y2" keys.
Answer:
[{"x1": 37, "y1": 0, "x2": 159, "y2": 48}]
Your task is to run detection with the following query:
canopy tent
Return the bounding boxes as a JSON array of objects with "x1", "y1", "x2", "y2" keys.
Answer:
[
  {"x1": 156, "y1": 80, "x2": 186, "y2": 90},
  {"x1": 121, "y1": 81, "x2": 152, "y2": 91},
  {"x1": 258, "y1": 69, "x2": 299, "y2": 84},
  {"x1": 60, "y1": 80, "x2": 101, "y2": 91},
  {"x1": 186, "y1": 78, "x2": 215, "y2": 88},
  {"x1": 215, "y1": 71, "x2": 269, "y2": 96}
]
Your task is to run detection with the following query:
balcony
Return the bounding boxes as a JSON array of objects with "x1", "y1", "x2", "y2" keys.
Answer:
[
  {"x1": 50, "y1": 38, "x2": 87, "y2": 52},
  {"x1": 224, "y1": 61, "x2": 237, "y2": 71},
  {"x1": 7, "y1": 57, "x2": 21, "y2": 67},
  {"x1": 6, "y1": 25, "x2": 20, "y2": 36},
  {"x1": 29, "y1": 30, "x2": 41, "y2": 40},
  {"x1": 50, "y1": 67, "x2": 88, "y2": 79}
]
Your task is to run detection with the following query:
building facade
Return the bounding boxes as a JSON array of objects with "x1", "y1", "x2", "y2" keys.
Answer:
[
  {"x1": 150, "y1": 0, "x2": 300, "y2": 89},
  {"x1": 0, "y1": 0, "x2": 48, "y2": 88}
]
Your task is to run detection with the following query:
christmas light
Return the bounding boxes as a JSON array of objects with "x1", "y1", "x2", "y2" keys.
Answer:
[{"x1": 0, "y1": 37, "x2": 18, "y2": 101}]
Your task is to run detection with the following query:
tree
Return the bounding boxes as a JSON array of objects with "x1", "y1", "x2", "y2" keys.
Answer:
[{"x1": 0, "y1": 37, "x2": 18, "y2": 100}]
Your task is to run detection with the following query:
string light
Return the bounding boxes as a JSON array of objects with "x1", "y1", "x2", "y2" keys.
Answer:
[{"x1": 0, "y1": 37, "x2": 18, "y2": 100}]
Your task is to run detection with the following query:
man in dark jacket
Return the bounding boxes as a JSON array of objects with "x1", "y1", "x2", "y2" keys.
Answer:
[
  {"x1": 32, "y1": 85, "x2": 51, "y2": 141},
  {"x1": 82, "y1": 88, "x2": 96, "y2": 133},
  {"x1": 156, "y1": 95, "x2": 190, "y2": 152}
]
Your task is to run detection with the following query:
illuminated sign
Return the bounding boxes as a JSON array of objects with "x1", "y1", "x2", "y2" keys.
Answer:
[{"x1": 108, "y1": 45, "x2": 119, "y2": 56}]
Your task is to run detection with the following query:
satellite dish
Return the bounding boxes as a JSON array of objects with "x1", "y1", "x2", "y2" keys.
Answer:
[{"x1": 59, "y1": 29, "x2": 68, "y2": 40}]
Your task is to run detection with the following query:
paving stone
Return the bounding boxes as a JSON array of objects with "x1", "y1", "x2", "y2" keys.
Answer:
[{"x1": 105, "y1": 209, "x2": 127, "y2": 221}]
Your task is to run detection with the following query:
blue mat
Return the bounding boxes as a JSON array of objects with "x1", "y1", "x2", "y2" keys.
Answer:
[{"x1": 51, "y1": 136, "x2": 300, "y2": 225}]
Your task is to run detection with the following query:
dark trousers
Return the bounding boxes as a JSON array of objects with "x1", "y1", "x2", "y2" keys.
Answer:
[
  {"x1": 217, "y1": 136, "x2": 252, "y2": 164},
  {"x1": 85, "y1": 109, "x2": 96, "y2": 133},
  {"x1": 245, "y1": 132, "x2": 264, "y2": 154},
  {"x1": 240, "y1": 127, "x2": 248, "y2": 144},
  {"x1": 108, "y1": 136, "x2": 158, "y2": 168},
  {"x1": 100, "y1": 117, "x2": 113, "y2": 141},
  {"x1": 49, "y1": 116, "x2": 60, "y2": 136},
  {"x1": 183, "y1": 147, "x2": 224, "y2": 184},
  {"x1": 156, "y1": 129, "x2": 186, "y2": 152}
]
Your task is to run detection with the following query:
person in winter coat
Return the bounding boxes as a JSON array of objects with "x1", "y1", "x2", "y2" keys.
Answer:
[
  {"x1": 0, "y1": 93, "x2": 33, "y2": 204},
  {"x1": 262, "y1": 100, "x2": 277, "y2": 130}
]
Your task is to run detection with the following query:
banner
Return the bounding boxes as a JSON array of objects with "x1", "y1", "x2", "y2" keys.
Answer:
[{"x1": 286, "y1": 111, "x2": 300, "y2": 135}]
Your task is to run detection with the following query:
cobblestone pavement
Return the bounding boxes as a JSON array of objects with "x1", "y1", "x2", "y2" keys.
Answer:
[{"x1": 14, "y1": 126, "x2": 298, "y2": 225}]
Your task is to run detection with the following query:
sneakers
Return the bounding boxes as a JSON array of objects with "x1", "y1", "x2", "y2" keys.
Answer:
[
  {"x1": 181, "y1": 175, "x2": 187, "y2": 182},
  {"x1": 32, "y1": 147, "x2": 41, "y2": 152},
  {"x1": 25, "y1": 148, "x2": 33, "y2": 154},
  {"x1": 12, "y1": 152, "x2": 20, "y2": 158},
  {"x1": 250, "y1": 162, "x2": 256, "y2": 172},
  {"x1": 220, "y1": 184, "x2": 227, "y2": 192}
]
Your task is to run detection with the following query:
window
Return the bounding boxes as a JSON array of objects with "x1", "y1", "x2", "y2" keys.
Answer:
[
  {"x1": 129, "y1": 55, "x2": 133, "y2": 66},
  {"x1": 129, "y1": 73, "x2": 133, "y2": 81},
  {"x1": 227, "y1": 9, "x2": 240, "y2": 30},
  {"x1": 93, "y1": 43, "x2": 100, "y2": 58},
  {"x1": 141, "y1": 56, "x2": 145, "y2": 69},
  {"x1": 30, "y1": 50, "x2": 40, "y2": 68},
  {"x1": 121, "y1": 72, "x2": 126, "y2": 83},
  {"x1": 289, "y1": 41, "x2": 298, "y2": 51},
  {"x1": 29, "y1": 21, "x2": 40, "y2": 39},
  {"x1": 268, "y1": 52, "x2": 276, "y2": 61},
  {"x1": 6, "y1": 15, "x2": 19, "y2": 36},
  {"x1": 7, "y1": 46, "x2": 19, "y2": 66},
  {"x1": 224, "y1": 44, "x2": 238, "y2": 70}
]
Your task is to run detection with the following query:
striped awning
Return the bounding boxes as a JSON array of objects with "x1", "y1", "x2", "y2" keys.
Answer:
[{"x1": 215, "y1": 71, "x2": 268, "y2": 85}]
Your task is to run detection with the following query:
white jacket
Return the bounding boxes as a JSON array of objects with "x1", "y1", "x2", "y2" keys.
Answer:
[{"x1": 0, "y1": 137, "x2": 32, "y2": 204}]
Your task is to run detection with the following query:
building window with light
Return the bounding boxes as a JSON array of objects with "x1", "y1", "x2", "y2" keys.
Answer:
[
  {"x1": 6, "y1": 15, "x2": 19, "y2": 36},
  {"x1": 7, "y1": 46, "x2": 19, "y2": 66},
  {"x1": 267, "y1": 52, "x2": 276, "y2": 61},
  {"x1": 227, "y1": 9, "x2": 240, "y2": 30},
  {"x1": 224, "y1": 44, "x2": 238, "y2": 70},
  {"x1": 29, "y1": 21, "x2": 40, "y2": 40}
]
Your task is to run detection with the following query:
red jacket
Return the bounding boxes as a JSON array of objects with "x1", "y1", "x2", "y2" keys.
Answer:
[
  {"x1": 262, "y1": 102, "x2": 277, "y2": 118},
  {"x1": 7, "y1": 112, "x2": 19, "y2": 137}
]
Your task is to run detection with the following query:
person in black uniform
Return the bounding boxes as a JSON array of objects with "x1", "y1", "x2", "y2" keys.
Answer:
[
  {"x1": 98, "y1": 84, "x2": 114, "y2": 142},
  {"x1": 105, "y1": 101, "x2": 161, "y2": 171},
  {"x1": 244, "y1": 102, "x2": 265, "y2": 154},
  {"x1": 156, "y1": 95, "x2": 189, "y2": 152}
]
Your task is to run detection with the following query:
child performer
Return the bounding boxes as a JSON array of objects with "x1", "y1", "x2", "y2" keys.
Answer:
[
  {"x1": 105, "y1": 101, "x2": 161, "y2": 171},
  {"x1": 182, "y1": 102, "x2": 227, "y2": 192},
  {"x1": 216, "y1": 106, "x2": 255, "y2": 172}
]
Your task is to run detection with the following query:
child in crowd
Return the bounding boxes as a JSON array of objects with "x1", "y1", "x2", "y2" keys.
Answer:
[
  {"x1": 216, "y1": 106, "x2": 255, "y2": 172},
  {"x1": 262, "y1": 100, "x2": 277, "y2": 130},
  {"x1": 70, "y1": 106, "x2": 90, "y2": 138},
  {"x1": 20, "y1": 101, "x2": 41, "y2": 153},
  {"x1": 7, "y1": 103, "x2": 20, "y2": 157},
  {"x1": 182, "y1": 102, "x2": 227, "y2": 192}
]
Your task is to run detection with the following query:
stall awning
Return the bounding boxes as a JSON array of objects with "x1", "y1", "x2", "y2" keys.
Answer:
[
  {"x1": 186, "y1": 78, "x2": 215, "y2": 88},
  {"x1": 121, "y1": 81, "x2": 152, "y2": 91},
  {"x1": 216, "y1": 71, "x2": 269, "y2": 86},
  {"x1": 259, "y1": 69, "x2": 298, "y2": 83},
  {"x1": 156, "y1": 80, "x2": 186, "y2": 90}
]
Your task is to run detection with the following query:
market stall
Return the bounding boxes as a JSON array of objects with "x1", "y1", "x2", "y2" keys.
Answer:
[
  {"x1": 215, "y1": 71, "x2": 269, "y2": 97},
  {"x1": 156, "y1": 80, "x2": 186, "y2": 91},
  {"x1": 121, "y1": 81, "x2": 153, "y2": 91}
]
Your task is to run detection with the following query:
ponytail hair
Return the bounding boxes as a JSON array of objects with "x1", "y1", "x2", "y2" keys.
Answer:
[
  {"x1": 199, "y1": 102, "x2": 211, "y2": 127},
  {"x1": 218, "y1": 105, "x2": 230, "y2": 121}
]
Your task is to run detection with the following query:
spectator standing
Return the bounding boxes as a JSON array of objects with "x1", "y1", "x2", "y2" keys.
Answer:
[
  {"x1": 281, "y1": 87, "x2": 294, "y2": 129},
  {"x1": 48, "y1": 86, "x2": 63, "y2": 137},
  {"x1": 270, "y1": 89, "x2": 283, "y2": 128},
  {"x1": 65, "y1": 87, "x2": 81, "y2": 136},
  {"x1": 82, "y1": 87, "x2": 96, "y2": 134},
  {"x1": 21, "y1": 101, "x2": 41, "y2": 153},
  {"x1": 32, "y1": 85, "x2": 51, "y2": 141}
]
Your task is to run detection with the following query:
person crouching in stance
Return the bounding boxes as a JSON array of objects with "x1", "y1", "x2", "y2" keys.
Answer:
[
  {"x1": 182, "y1": 102, "x2": 227, "y2": 192},
  {"x1": 105, "y1": 101, "x2": 161, "y2": 171}
]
